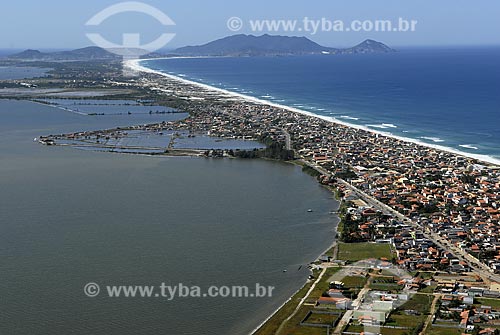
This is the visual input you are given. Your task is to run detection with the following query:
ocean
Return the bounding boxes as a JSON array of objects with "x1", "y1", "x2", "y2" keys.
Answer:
[
  {"x1": 0, "y1": 100, "x2": 338, "y2": 334},
  {"x1": 141, "y1": 47, "x2": 500, "y2": 162}
]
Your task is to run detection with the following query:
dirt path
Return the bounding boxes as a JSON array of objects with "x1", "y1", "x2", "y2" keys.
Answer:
[
  {"x1": 420, "y1": 294, "x2": 440, "y2": 335},
  {"x1": 275, "y1": 267, "x2": 327, "y2": 335}
]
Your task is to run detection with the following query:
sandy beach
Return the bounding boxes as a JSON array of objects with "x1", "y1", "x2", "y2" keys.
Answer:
[{"x1": 126, "y1": 58, "x2": 500, "y2": 167}]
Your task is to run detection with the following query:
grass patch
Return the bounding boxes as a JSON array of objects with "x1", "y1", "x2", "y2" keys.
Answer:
[
  {"x1": 417, "y1": 271, "x2": 435, "y2": 280},
  {"x1": 338, "y1": 242, "x2": 394, "y2": 262},
  {"x1": 277, "y1": 306, "x2": 332, "y2": 335},
  {"x1": 475, "y1": 297, "x2": 500, "y2": 310},
  {"x1": 419, "y1": 285, "x2": 437, "y2": 293},
  {"x1": 254, "y1": 270, "x2": 319, "y2": 335},
  {"x1": 255, "y1": 267, "x2": 341, "y2": 335},
  {"x1": 345, "y1": 324, "x2": 364, "y2": 332},
  {"x1": 308, "y1": 268, "x2": 340, "y2": 302},
  {"x1": 386, "y1": 313, "x2": 422, "y2": 328},
  {"x1": 323, "y1": 245, "x2": 336, "y2": 258},
  {"x1": 342, "y1": 275, "x2": 367, "y2": 289},
  {"x1": 397, "y1": 293, "x2": 433, "y2": 315},
  {"x1": 380, "y1": 328, "x2": 410, "y2": 335},
  {"x1": 427, "y1": 326, "x2": 463, "y2": 335},
  {"x1": 347, "y1": 325, "x2": 408, "y2": 335},
  {"x1": 370, "y1": 283, "x2": 402, "y2": 291},
  {"x1": 369, "y1": 276, "x2": 402, "y2": 291},
  {"x1": 302, "y1": 311, "x2": 341, "y2": 325}
]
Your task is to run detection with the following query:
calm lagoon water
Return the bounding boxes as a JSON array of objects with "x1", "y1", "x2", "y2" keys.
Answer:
[
  {"x1": 0, "y1": 66, "x2": 51, "y2": 79},
  {"x1": 143, "y1": 48, "x2": 500, "y2": 161},
  {"x1": 0, "y1": 100, "x2": 338, "y2": 334}
]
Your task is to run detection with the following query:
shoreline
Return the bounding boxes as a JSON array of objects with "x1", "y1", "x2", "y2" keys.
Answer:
[
  {"x1": 127, "y1": 57, "x2": 500, "y2": 167},
  {"x1": 123, "y1": 57, "x2": 500, "y2": 333}
]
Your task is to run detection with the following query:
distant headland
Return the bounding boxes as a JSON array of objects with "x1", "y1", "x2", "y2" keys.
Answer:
[{"x1": 5, "y1": 34, "x2": 394, "y2": 61}]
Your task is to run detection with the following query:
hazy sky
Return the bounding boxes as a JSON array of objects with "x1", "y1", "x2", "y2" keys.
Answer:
[{"x1": 1, "y1": 0, "x2": 499, "y2": 50}]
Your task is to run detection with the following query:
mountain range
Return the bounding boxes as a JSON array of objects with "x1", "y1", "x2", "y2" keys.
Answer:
[
  {"x1": 7, "y1": 34, "x2": 394, "y2": 60},
  {"x1": 173, "y1": 34, "x2": 394, "y2": 56},
  {"x1": 8, "y1": 46, "x2": 120, "y2": 61}
]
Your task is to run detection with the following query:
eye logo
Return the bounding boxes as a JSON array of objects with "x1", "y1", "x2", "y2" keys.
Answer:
[{"x1": 85, "y1": 1, "x2": 176, "y2": 58}]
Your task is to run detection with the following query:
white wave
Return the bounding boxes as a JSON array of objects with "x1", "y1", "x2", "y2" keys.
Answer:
[
  {"x1": 459, "y1": 144, "x2": 479, "y2": 150},
  {"x1": 339, "y1": 115, "x2": 360, "y2": 120},
  {"x1": 382, "y1": 123, "x2": 397, "y2": 128},
  {"x1": 420, "y1": 136, "x2": 445, "y2": 143},
  {"x1": 367, "y1": 124, "x2": 390, "y2": 129},
  {"x1": 125, "y1": 58, "x2": 500, "y2": 166},
  {"x1": 367, "y1": 123, "x2": 398, "y2": 129}
]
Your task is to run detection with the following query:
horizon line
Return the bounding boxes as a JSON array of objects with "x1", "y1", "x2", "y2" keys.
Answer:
[{"x1": 2, "y1": 43, "x2": 500, "y2": 52}]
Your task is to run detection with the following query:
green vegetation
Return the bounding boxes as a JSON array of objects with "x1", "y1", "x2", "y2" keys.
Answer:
[
  {"x1": 335, "y1": 168, "x2": 357, "y2": 180},
  {"x1": 387, "y1": 314, "x2": 421, "y2": 328},
  {"x1": 336, "y1": 201, "x2": 349, "y2": 237},
  {"x1": 254, "y1": 267, "x2": 341, "y2": 335},
  {"x1": 369, "y1": 276, "x2": 402, "y2": 291},
  {"x1": 337, "y1": 242, "x2": 394, "y2": 262},
  {"x1": 419, "y1": 284, "x2": 437, "y2": 293},
  {"x1": 344, "y1": 325, "x2": 364, "y2": 333},
  {"x1": 253, "y1": 270, "x2": 319, "y2": 335},
  {"x1": 384, "y1": 294, "x2": 432, "y2": 335},
  {"x1": 232, "y1": 137, "x2": 294, "y2": 161},
  {"x1": 476, "y1": 297, "x2": 500, "y2": 309},
  {"x1": 342, "y1": 275, "x2": 367, "y2": 289},
  {"x1": 308, "y1": 268, "x2": 340, "y2": 302},
  {"x1": 381, "y1": 328, "x2": 410, "y2": 335},
  {"x1": 302, "y1": 311, "x2": 341, "y2": 325},
  {"x1": 302, "y1": 164, "x2": 321, "y2": 177},
  {"x1": 398, "y1": 293, "x2": 433, "y2": 315},
  {"x1": 277, "y1": 306, "x2": 327, "y2": 335},
  {"x1": 339, "y1": 211, "x2": 364, "y2": 242},
  {"x1": 426, "y1": 327, "x2": 463, "y2": 335}
]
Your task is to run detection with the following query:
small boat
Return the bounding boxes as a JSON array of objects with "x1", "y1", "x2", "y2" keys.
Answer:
[
  {"x1": 307, "y1": 209, "x2": 313, "y2": 212},
  {"x1": 282, "y1": 269, "x2": 287, "y2": 273}
]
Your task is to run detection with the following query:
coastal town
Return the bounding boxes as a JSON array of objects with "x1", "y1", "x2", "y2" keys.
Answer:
[
  {"x1": 113, "y1": 65, "x2": 500, "y2": 280},
  {"x1": 3, "y1": 58, "x2": 500, "y2": 335},
  {"x1": 2, "y1": 0, "x2": 499, "y2": 333}
]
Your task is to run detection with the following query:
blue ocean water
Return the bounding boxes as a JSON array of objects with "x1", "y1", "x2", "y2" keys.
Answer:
[{"x1": 142, "y1": 47, "x2": 500, "y2": 161}]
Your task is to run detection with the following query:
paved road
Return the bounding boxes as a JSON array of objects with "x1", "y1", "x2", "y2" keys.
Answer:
[
  {"x1": 336, "y1": 178, "x2": 500, "y2": 283},
  {"x1": 299, "y1": 159, "x2": 500, "y2": 283}
]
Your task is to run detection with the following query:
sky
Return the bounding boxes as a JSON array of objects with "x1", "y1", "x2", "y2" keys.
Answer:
[{"x1": 0, "y1": 0, "x2": 499, "y2": 50}]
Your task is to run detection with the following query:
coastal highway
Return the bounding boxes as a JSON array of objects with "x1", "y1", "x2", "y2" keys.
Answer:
[
  {"x1": 335, "y1": 178, "x2": 500, "y2": 283},
  {"x1": 302, "y1": 159, "x2": 500, "y2": 283}
]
